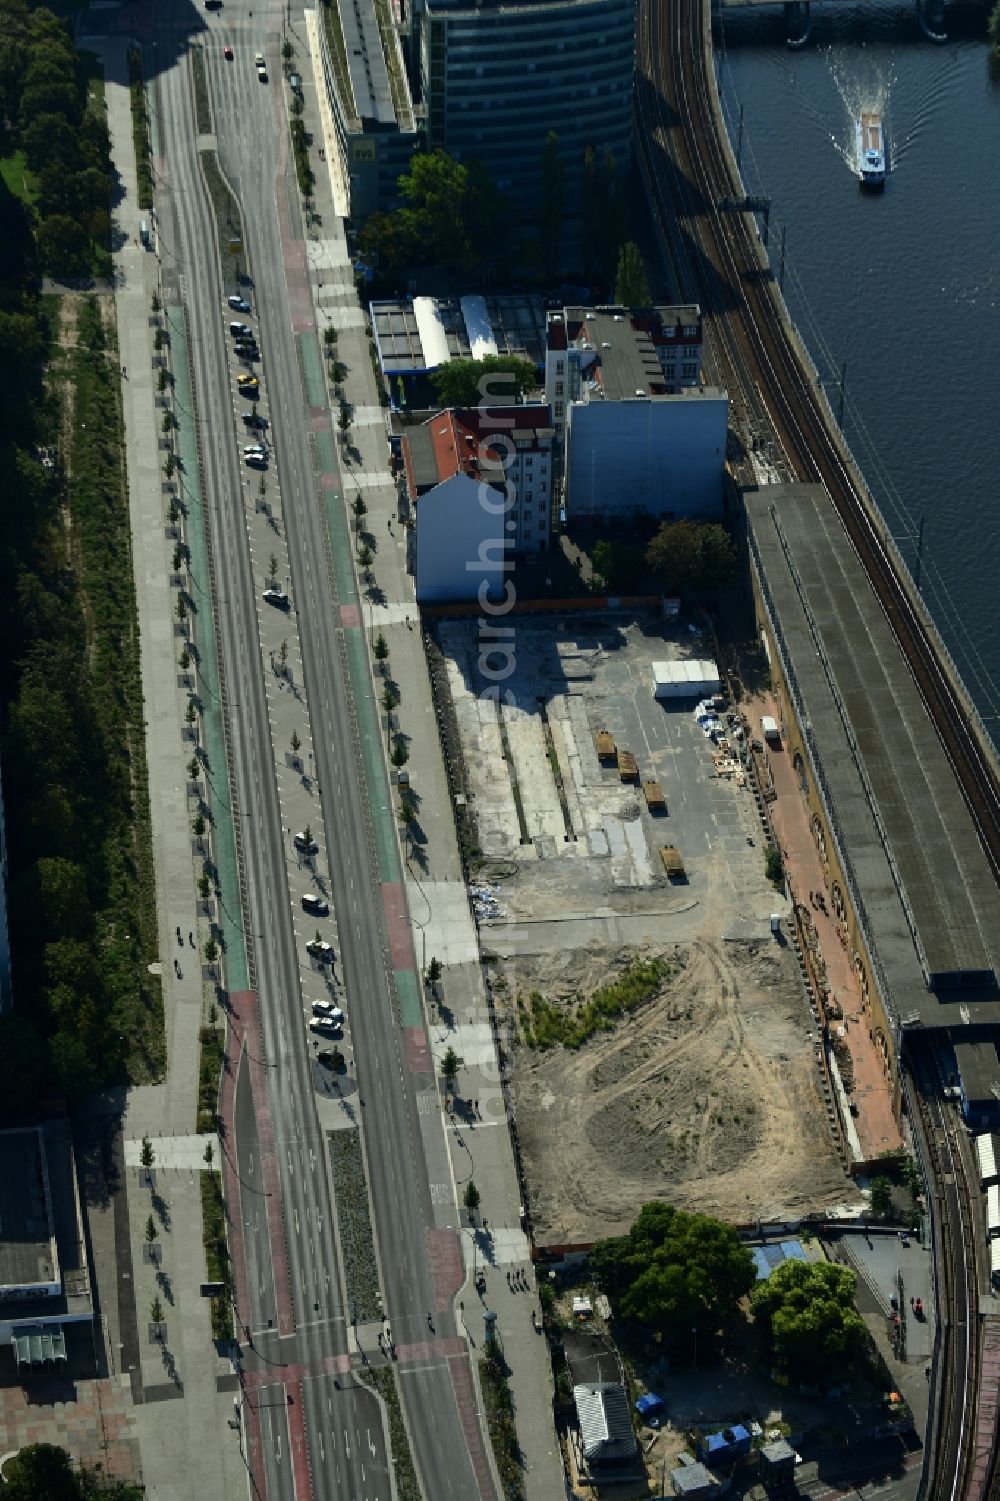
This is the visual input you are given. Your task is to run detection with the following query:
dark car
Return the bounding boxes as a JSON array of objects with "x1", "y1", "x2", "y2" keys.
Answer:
[
  {"x1": 262, "y1": 587, "x2": 289, "y2": 608},
  {"x1": 235, "y1": 343, "x2": 259, "y2": 361},
  {"x1": 241, "y1": 410, "x2": 268, "y2": 429}
]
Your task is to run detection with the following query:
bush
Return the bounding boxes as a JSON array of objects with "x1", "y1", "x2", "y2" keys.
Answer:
[
  {"x1": 764, "y1": 844, "x2": 783, "y2": 885},
  {"x1": 518, "y1": 957, "x2": 669, "y2": 1050}
]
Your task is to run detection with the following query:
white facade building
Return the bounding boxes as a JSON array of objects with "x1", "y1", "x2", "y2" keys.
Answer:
[{"x1": 403, "y1": 406, "x2": 555, "y2": 602}]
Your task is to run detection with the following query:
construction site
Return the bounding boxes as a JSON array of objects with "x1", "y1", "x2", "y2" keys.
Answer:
[{"x1": 434, "y1": 613, "x2": 859, "y2": 1245}]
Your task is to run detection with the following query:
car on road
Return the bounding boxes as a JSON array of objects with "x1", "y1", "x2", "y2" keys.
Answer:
[
  {"x1": 262, "y1": 588, "x2": 289, "y2": 608},
  {"x1": 309, "y1": 1017, "x2": 340, "y2": 1036},
  {"x1": 302, "y1": 893, "x2": 329, "y2": 916},
  {"x1": 241, "y1": 411, "x2": 268, "y2": 429},
  {"x1": 244, "y1": 441, "x2": 268, "y2": 454},
  {"x1": 255, "y1": 53, "x2": 268, "y2": 81},
  {"x1": 306, "y1": 938, "x2": 334, "y2": 960},
  {"x1": 235, "y1": 344, "x2": 260, "y2": 362},
  {"x1": 229, "y1": 321, "x2": 252, "y2": 338},
  {"x1": 245, "y1": 453, "x2": 268, "y2": 469},
  {"x1": 228, "y1": 294, "x2": 251, "y2": 311},
  {"x1": 312, "y1": 1001, "x2": 344, "y2": 1022},
  {"x1": 294, "y1": 830, "x2": 318, "y2": 853},
  {"x1": 316, "y1": 1048, "x2": 343, "y2": 1068},
  {"x1": 237, "y1": 374, "x2": 259, "y2": 392},
  {"x1": 223, "y1": 43, "x2": 234, "y2": 59}
]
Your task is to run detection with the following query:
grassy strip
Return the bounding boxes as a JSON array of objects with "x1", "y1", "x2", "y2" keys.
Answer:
[
  {"x1": 197, "y1": 1024, "x2": 224, "y2": 1133},
  {"x1": 328, "y1": 1130, "x2": 382, "y2": 1320},
  {"x1": 70, "y1": 297, "x2": 164, "y2": 1081},
  {"x1": 198, "y1": 150, "x2": 246, "y2": 293},
  {"x1": 357, "y1": 1366, "x2": 421, "y2": 1501},
  {"x1": 479, "y1": 1349, "x2": 525, "y2": 1501},
  {"x1": 127, "y1": 48, "x2": 153, "y2": 210},
  {"x1": 290, "y1": 118, "x2": 314, "y2": 197},
  {"x1": 518, "y1": 956, "x2": 670, "y2": 1050},
  {"x1": 200, "y1": 1169, "x2": 234, "y2": 1341},
  {"x1": 190, "y1": 47, "x2": 212, "y2": 136}
]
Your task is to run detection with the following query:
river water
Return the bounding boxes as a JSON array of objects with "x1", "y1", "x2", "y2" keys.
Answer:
[{"x1": 714, "y1": 2, "x2": 1000, "y2": 739}]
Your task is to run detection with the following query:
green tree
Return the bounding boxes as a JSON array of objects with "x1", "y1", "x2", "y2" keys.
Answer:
[
  {"x1": 645, "y1": 520, "x2": 738, "y2": 593},
  {"x1": 615, "y1": 240, "x2": 651, "y2": 308},
  {"x1": 430, "y1": 355, "x2": 536, "y2": 409},
  {"x1": 390, "y1": 736, "x2": 409, "y2": 768},
  {"x1": 1, "y1": 1443, "x2": 81, "y2": 1501},
  {"x1": 581, "y1": 145, "x2": 600, "y2": 285},
  {"x1": 751, "y1": 1260, "x2": 867, "y2": 1382},
  {"x1": 204, "y1": 937, "x2": 218, "y2": 963},
  {"x1": 150, "y1": 1294, "x2": 164, "y2": 1328},
  {"x1": 204, "y1": 1140, "x2": 214, "y2": 1165},
  {"x1": 870, "y1": 1175, "x2": 893, "y2": 1219},
  {"x1": 538, "y1": 131, "x2": 564, "y2": 282},
  {"x1": 591, "y1": 540, "x2": 646, "y2": 593},
  {"x1": 145, "y1": 1213, "x2": 156, "y2": 1244},
  {"x1": 357, "y1": 209, "x2": 414, "y2": 278},
  {"x1": 463, "y1": 1179, "x2": 481, "y2": 1221},
  {"x1": 591, "y1": 1203, "x2": 756, "y2": 1343},
  {"x1": 426, "y1": 956, "x2": 442, "y2": 988},
  {"x1": 374, "y1": 631, "x2": 389, "y2": 669},
  {"x1": 764, "y1": 844, "x2": 783, "y2": 886},
  {"x1": 30, "y1": 857, "x2": 89, "y2": 941},
  {"x1": 989, "y1": 0, "x2": 1000, "y2": 54},
  {"x1": 595, "y1": 146, "x2": 625, "y2": 283},
  {"x1": 442, "y1": 1045, "x2": 460, "y2": 1091},
  {"x1": 140, "y1": 1135, "x2": 155, "y2": 1177},
  {"x1": 36, "y1": 212, "x2": 88, "y2": 277}
]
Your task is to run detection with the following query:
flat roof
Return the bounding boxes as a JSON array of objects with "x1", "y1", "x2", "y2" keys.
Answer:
[
  {"x1": 339, "y1": 0, "x2": 396, "y2": 126},
  {"x1": 0, "y1": 1127, "x2": 57, "y2": 1291},
  {"x1": 955, "y1": 1040, "x2": 1000, "y2": 1101},
  {"x1": 371, "y1": 294, "x2": 548, "y2": 374},
  {"x1": 746, "y1": 485, "x2": 1000, "y2": 1031}
]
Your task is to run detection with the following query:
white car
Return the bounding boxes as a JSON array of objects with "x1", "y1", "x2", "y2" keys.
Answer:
[
  {"x1": 245, "y1": 453, "x2": 268, "y2": 470},
  {"x1": 228, "y1": 295, "x2": 252, "y2": 312},
  {"x1": 309, "y1": 1017, "x2": 340, "y2": 1036},
  {"x1": 243, "y1": 443, "x2": 268, "y2": 458},
  {"x1": 312, "y1": 1001, "x2": 344, "y2": 1021},
  {"x1": 306, "y1": 938, "x2": 334, "y2": 961},
  {"x1": 302, "y1": 893, "x2": 329, "y2": 916}
]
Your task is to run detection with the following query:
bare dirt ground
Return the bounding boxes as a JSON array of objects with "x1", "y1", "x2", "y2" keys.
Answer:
[{"x1": 507, "y1": 938, "x2": 852, "y2": 1243}]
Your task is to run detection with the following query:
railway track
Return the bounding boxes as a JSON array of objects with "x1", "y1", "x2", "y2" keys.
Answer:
[
  {"x1": 636, "y1": 0, "x2": 1000, "y2": 880},
  {"x1": 907, "y1": 1047, "x2": 980, "y2": 1501}
]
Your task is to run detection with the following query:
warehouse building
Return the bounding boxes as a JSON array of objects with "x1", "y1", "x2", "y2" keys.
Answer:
[
  {"x1": 370, "y1": 293, "x2": 548, "y2": 394},
  {"x1": 954, "y1": 1040, "x2": 1000, "y2": 1131}
]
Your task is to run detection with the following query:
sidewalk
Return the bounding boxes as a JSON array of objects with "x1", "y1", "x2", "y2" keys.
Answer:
[
  {"x1": 86, "y1": 37, "x2": 246, "y2": 1500},
  {"x1": 746, "y1": 695, "x2": 902, "y2": 1161},
  {"x1": 297, "y1": 13, "x2": 564, "y2": 1496}
]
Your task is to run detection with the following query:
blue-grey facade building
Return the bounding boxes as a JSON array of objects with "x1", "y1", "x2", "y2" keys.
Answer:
[{"x1": 415, "y1": 0, "x2": 636, "y2": 225}]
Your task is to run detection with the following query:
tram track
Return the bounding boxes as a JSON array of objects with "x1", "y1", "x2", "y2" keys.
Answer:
[{"x1": 636, "y1": 0, "x2": 1000, "y2": 879}]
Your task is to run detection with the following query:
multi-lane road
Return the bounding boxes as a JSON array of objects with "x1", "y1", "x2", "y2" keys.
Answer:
[{"x1": 147, "y1": 6, "x2": 492, "y2": 1497}]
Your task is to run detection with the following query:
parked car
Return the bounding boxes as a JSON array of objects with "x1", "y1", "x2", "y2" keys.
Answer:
[
  {"x1": 262, "y1": 587, "x2": 289, "y2": 608},
  {"x1": 229, "y1": 321, "x2": 252, "y2": 338},
  {"x1": 241, "y1": 410, "x2": 268, "y2": 429},
  {"x1": 237, "y1": 375, "x2": 260, "y2": 394},
  {"x1": 302, "y1": 893, "x2": 329, "y2": 916},
  {"x1": 223, "y1": 44, "x2": 234, "y2": 59},
  {"x1": 228, "y1": 294, "x2": 251, "y2": 311},
  {"x1": 243, "y1": 443, "x2": 268, "y2": 457},
  {"x1": 312, "y1": 1001, "x2": 344, "y2": 1022},
  {"x1": 294, "y1": 830, "x2": 318, "y2": 853},
  {"x1": 235, "y1": 343, "x2": 259, "y2": 362},
  {"x1": 317, "y1": 1048, "x2": 343, "y2": 1067},
  {"x1": 244, "y1": 453, "x2": 268, "y2": 470}
]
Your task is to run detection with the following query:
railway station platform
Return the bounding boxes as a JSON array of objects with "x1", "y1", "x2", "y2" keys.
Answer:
[{"x1": 745, "y1": 485, "x2": 1000, "y2": 1063}]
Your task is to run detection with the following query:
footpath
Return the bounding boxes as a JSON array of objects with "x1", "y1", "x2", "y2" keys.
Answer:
[
  {"x1": 82, "y1": 37, "x2": 246, "y2": 1501},
  {"x1": 298, "y1": 11, "x2": 565, "y2": 1497}
]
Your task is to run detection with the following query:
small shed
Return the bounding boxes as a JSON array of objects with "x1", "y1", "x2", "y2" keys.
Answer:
[
  {"x1": 671, "y1": 1462, "x2": 719, "y2": 1498},
  {"x1": 976, "y1": 1133, "x2": 1000, "y2": 1188},
  {"x1": 636, "y1": 1391, "x2": 666, "y2": 1424},
  {"x1": 653, "y1": 659, "x2": 722, "y2": 700},
  {"x1": 751, "y1": 1239, "x2": 808, "y2": 1281}
]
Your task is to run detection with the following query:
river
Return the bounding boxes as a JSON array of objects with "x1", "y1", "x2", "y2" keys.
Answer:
[{"x1": 714, "y1": 1, "x2": 1000, "y2": 741}]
